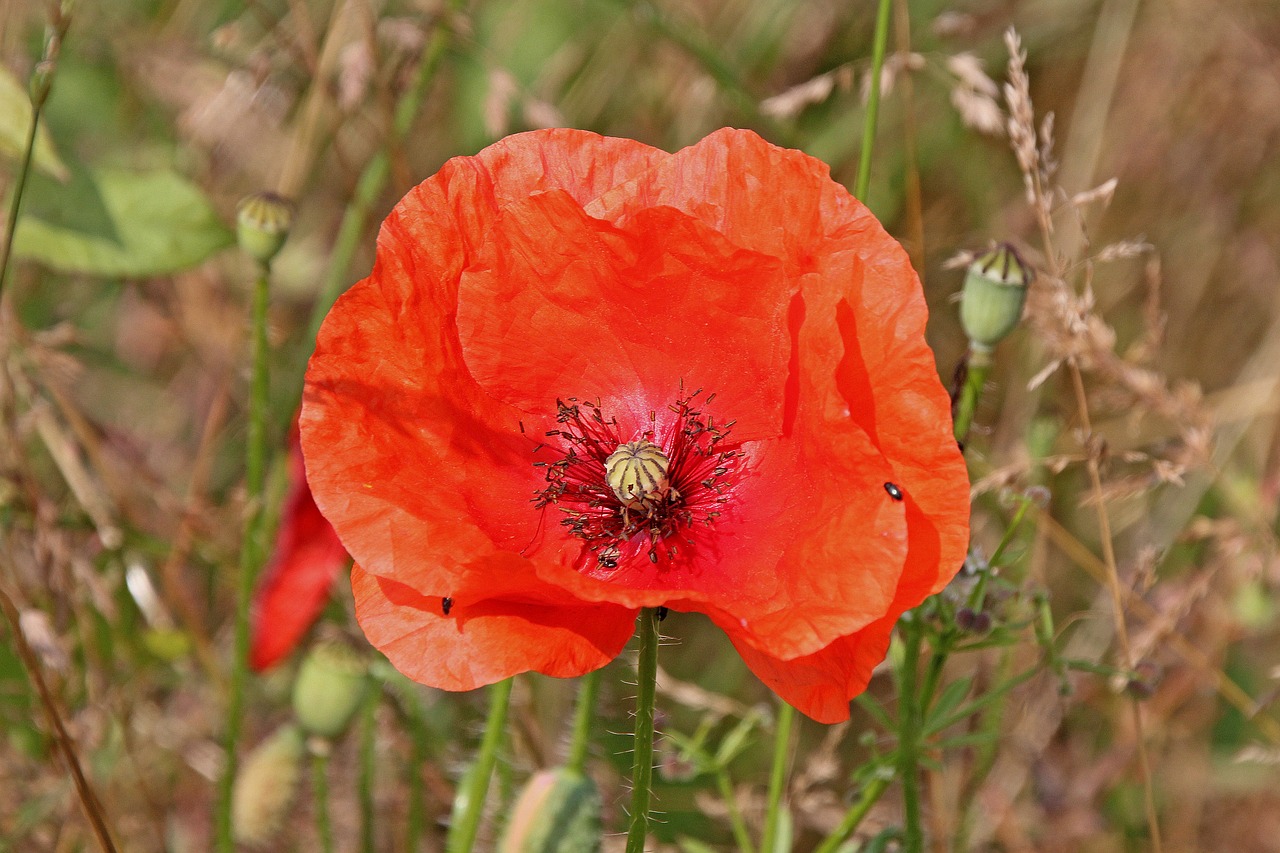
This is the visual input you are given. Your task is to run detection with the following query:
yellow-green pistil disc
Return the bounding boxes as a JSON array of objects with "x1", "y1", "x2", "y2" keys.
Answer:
[{"x1": 604, "y1": 440, "x2": 670, "y2": 508}]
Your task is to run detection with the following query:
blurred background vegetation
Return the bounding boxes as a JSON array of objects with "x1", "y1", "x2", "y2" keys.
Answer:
[{"x1": 3, "y1": 0, "x2": 1280, "y2": 850}]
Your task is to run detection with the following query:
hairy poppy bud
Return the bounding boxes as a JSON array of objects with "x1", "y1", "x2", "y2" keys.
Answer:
[
  {"x1": 236, "y1": 191, "x2": 294, "y2": 265},
  {"x1": 291, "y1": 641, "x2": 368, "y2": 739},
  {"x1": 499, "y1": 768, "x2": 603, "y2": 853},
  {"x1": 960, "y1": 243, "x2": 1032, "y2": 351},
  {"x1": 232, "y1": 724, "x2": 304, "y2": 846}
]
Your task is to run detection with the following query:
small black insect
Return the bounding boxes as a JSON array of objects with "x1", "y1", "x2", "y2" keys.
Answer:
[
  {"x1": 655, "y1": 606, "x2": 669, "y2": 622},
  {"x1": 597, "y1": 546, "x2": 621, "y2": 569},
  {"x1": 441, "y1": 596, "x2": 453, "y2": 616},
  {"x1": 883, "y1": 482, "x2": 904, "y2": 501}
]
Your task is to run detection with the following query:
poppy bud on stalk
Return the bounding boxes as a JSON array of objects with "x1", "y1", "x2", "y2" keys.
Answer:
[
  {"x1": 959, "y1": 243, "x2": 1032, "y2": 353},
  {"x1": 499, "y1": 769, "x2": 603, "y2": 853},
  {"x1": 232, "y1": 724, "x2": 305, "y2": 846},
  {"x1": 291, "y1": 641, "x2": 369, "y2": 739},
  {"x1": 236, "y1": 191, "x2": 294, "y2": 266}
]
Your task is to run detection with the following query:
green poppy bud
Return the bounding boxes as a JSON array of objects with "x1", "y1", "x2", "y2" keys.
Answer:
[
  {"x1": 232, "y1": 724, "x2": 304, "y2": 847},
  {"x1": 291, "y1": 642, "x2": 368, "y2": 739},
  {"x1": 959, "y1": 243, "x2": 1032, "y2": 352},
  {"x1": 236, "y1": 191, "x2": 294, "y2": 265},
  {"x1": 499, "y1": 769, "x2": 603, "y2": 853}
]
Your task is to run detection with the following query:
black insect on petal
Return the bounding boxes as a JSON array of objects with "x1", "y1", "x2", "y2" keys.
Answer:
[
  {"x1": 883, "y1": 482, "x2": 904, "y2": 501},
  {"x1": 441, "y1": 597, "x2": 453, "y2": 616}
]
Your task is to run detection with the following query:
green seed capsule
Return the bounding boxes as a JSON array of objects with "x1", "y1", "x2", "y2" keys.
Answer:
[
  {"x1": 959, "y1": 243, "x2": 1032, "y2": 351},
  {"x1": 236, "y1": 191, "x2": 294, "y2": 265},
  {"x1": 232, "y1": 724, "x2": 304, "y2": 847},
  {"x1": 291, "y1": 642, "x2": 368, "y2": 740},
  {"x1": 499, "y1": 769, "x2": 603, "y2": 853}
]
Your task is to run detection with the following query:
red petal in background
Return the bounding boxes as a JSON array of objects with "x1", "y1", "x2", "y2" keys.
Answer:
[{"x1": 249, "y1": 437, "x2": 350, "y2": 671}]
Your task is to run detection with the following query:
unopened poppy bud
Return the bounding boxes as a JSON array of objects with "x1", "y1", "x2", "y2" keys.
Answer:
[
  {"x1": 499, "y1": 768, "x2": 603, "y2": 853},
  {"x1": 232, "y1": 724, "x2": 304, "y2": 847},
  {"x1": 291, "y1": 641, "x2": 368, "y2": 739},
  {"x1": 960, "y1": 243, "x2": 1032, "y2": 351},
  {"x1": 236, "y1": 191, "x2": 294, "y2": 265}
]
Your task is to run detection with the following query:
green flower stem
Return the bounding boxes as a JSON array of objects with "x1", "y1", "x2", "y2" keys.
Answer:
[
  {"x1": 760, "y1": 700, "x2": 794, "y2": 853},
  {"x1": 447, "y1": 677, "x2": 513, "y2": 853},
  {"x1": 566, "y1": 668, "x2": 601, "y2": 774},
  {"x1": 312, "y1": 747, "x2": 334, "y2": 853},
  {"x1": 896, "y1": 618, "x2": 925, "y2": 853},
  {"x1": 854, "y1": 0, "x2": 894, "y2": 202},
  {"x1": 715, "y1": 769, "x2": 756, "y2": 853},
  {"x1": 0, "y1": 99, "x2": 40, "y2": 305},
  {"x1": 812, "y1": 770, "x2": 893, "y2": 853},
  {"x1": 625, "y1": 609, "x2": 661, "y2": 853},
  {"x1": 216, "y1": 263, "x2": 273, "y2": 852},
  {"x1": 358, "y1": 689, "x2": 377, "y2": 853},
  {"x1": 953, "y1": 347, "x2": 991, "y2": 445},
  {"x1": 305, "y1": 0, "x2": 461, "y2": 344},
  {"x1": 405, "y1": 688, "x2": 430, "y2": 852}
]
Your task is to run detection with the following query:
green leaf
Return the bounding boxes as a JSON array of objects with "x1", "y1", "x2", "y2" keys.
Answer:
[
  {"x1": 12, "y1": 165, "x2": 232, "y2": 276},
  {"x1": 0, "y1": 65, "x2": 69, "y2": 180},
  {"x1": 925, "y1": 676, "x2": 973, "y2": 731}
]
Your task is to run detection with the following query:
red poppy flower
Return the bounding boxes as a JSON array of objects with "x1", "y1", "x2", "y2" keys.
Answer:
[
  {"x1": 301, "y1": 129, "x2": 969, "y2": 723},
  {"x1": 249, "y1": 423, "x2": 350, "y2": 671}
]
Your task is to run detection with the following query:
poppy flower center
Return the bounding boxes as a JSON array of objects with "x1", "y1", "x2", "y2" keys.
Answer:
[{"x1": 532, "y1": 391, "x2": 741, "y2": 569}]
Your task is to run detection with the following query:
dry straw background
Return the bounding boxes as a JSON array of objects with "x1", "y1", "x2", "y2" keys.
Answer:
[{"x1": 2, "y1": 0, "x2": 1280, "y2": 850}]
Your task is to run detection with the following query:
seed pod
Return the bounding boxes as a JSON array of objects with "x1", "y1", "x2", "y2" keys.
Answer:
[
  {"x1": 959, "y1": 243, "x2": 1032, "y2": 351},
  {"x1": 232, "y1": 724, "x2": 304, "y2": 847},
  {"x1": 499, "y1": 768, "x2": 603, "y2": 853},
  {"x1": 291, "y1": 641, "x2": 368, "y2": 739},
  {"x1": 236, "y1": 191, "x2": 294, "y2": 265}
]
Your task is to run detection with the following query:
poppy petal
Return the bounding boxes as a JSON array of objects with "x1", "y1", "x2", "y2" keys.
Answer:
[
  {"x1": 249, "y1": 438, "x2": 350, "y2": 671},
  {"x1": 728, "y1": 614, "x2": 897, "y2": 724},
  {"x1": 351, "y1": 564, "x2": 637, "y2": 689}
]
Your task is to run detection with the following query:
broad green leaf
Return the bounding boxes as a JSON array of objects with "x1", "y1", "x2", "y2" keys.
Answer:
[
  {"x1": 0, "y1": 66, "x2": 69, "y2": 180},
  {"x1": 12, "y1": 165, "x2": 232, "y2": 276}
]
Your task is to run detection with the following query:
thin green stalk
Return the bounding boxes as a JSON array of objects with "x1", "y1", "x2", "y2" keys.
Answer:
[
  {"x1": 566, "y1": 668, "x2": 601, "y2": 774},
  {"x1": 714, "y1": 769, "x2": 756, "y2": 853},
  {"x1": 760, "y1": 701, "x2": 794, "y2": 853},
  {"x1": 405, "y1": 689, "x2": 429, "y2": 852},
  {"x1": 312, "y1": 748, "x2": 334, "y2": 853},
  {"x1": 358, "y1": 689, "x2": 377, "y2": 853},
  {"x1": 0, "y1": 14, "x2": 63, "y2": 303},
  {"x1": 953, "y1": 348, "x2": 991, "y2": 445},
  {"x1": 812, "y1": 771, "x2": 894, "y2": 853},
  {"x1": 896, "y1": 620, "x2": 925, "y2": 853},
  {"x1": 306, "y1": 0, "x2": 461, "y2": 343},
  {"x1": 215, "y1": 263, "x2": 272, "y2": 852},
  {"x1": 447, "y1": 678, "x2": 513, "y2": 853},
  {"x1": 625, "y1": 609, "x2": 661, "y2": 853},
  {"x1": 854, "y1": 0, "x2": 894, "y2": 202}
]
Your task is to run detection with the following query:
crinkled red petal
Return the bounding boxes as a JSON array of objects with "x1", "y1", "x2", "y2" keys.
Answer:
[
  {"x1": 249, "y1": 440, "x2": 349, "y2": 671},
  {"x1": 351, "y1": 564, "x2": 636, "y2": 690}
]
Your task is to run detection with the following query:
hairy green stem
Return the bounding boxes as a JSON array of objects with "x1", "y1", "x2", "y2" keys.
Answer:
[
  {"x1": 566, "y1": 668, "x2": 601, "y2": 774},
  {"x1": 215, "y1": 264, "x2": 272, "y2": 852},
  {"x1": 312, "y1": 747, "x2": 334, "y2": 853},
  {"x1": 855, "y1": 0, "x2": 894, "y2": 202},
  {"x1": 760, "y1": 701, "x2": 794, "y2": 853},
  {"x1": 896, "y1": 619, "x2": 925, "y2": 853},
  {"x1": 953, "y1": 348, "x2": 991, "y2": 445},
  {"x1": 447, "y1": 678, "x2": 513, "y2": 853},
  {"x1": 812, "y1": 771, "x2": 893, "y2": 853},
  {"x1": 625, "y1": 609, "x2": 661, "y2": 853}
]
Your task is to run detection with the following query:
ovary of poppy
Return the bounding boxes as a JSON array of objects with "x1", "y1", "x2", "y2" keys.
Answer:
[
  {"x1": 301, "y1": 128, "x2": 970, "y2": 723},
  {"x1": 249, "y1": 426, "x2": 350, "y2": 671}
]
